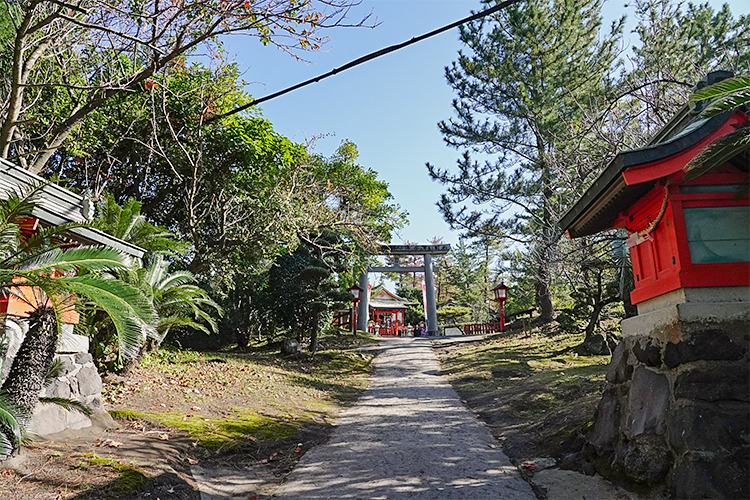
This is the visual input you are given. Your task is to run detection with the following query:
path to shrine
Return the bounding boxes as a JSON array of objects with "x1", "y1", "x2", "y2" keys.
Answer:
[{"x1": 271, "y1": 337, "x2": 536, "y2": 499}]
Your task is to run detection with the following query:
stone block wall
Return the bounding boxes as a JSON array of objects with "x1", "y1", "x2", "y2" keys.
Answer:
[
  {"x1": 585, "y1": 321, "x2": 749, "y2": 498},
  {"x1": 27, "y1": 352, "x2": 105, "y2": 436},
  {"x1": 2, "y1": 320, "x2": 107, "y2": 437}
]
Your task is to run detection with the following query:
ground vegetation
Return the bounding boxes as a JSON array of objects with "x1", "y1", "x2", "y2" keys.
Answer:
[{"x1": 0, "y1": 331, "x2": 377, "y2": 498}]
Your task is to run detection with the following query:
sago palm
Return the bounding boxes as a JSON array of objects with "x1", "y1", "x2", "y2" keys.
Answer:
[
  {"x1": 0, "y1": 187, "x2": 156, "y2": 457},
  {"x1": 685, "y1": 75, "x2": 750, "y2": 182}
]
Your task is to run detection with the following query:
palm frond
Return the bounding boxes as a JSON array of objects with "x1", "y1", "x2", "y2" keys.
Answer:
[
  {"x1": 15, "y1": 248, "x2": 64, "y2": 271},
  {"x1": 44, "y1": 359, "x2": 66, "y2": 387},
  {"x1": 0, "y1": 184, "x2": 46, "y2": 224},
  {"x1": 0, "y1": 392, "x2": 23, "y2": 456},
  {"x1": 37, "y1": 397, "x2": 93, "y2": 417},
  {"x1": 690, "y1": 75, "x2": 750, "y2": 117},
  {"x1": 684, "y1": 125, "x2": 750, "y2": 181},
  {"x1": 157, "y1": 314, "x2": 211, "y2": 336},
  {"x1": 22, "y1": 222, "x2": 88, "y2": 253},
  {"x1": 54, "y1": 276, "x2": 156, "y2": 359},
  {"x1": 691, "y1": 75, "x2": 750, "y2": 100},
  {"x1": 16, "y1": 246, "x2": 130, "y2": 274},
  {"x1": 156, "y1": 271, "x2": 196, "y2": 290}
]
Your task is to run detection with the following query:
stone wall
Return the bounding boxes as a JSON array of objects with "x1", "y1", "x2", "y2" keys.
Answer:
[
  {"x1": 584, "y1": 288, "x2": 749, "y2": 499},
  {"x1": 2, "y1": 320, "x2": 107, "y2": 437},
  {"x1": 27, "y1": 352, "x2": 105, "y2": 436}
]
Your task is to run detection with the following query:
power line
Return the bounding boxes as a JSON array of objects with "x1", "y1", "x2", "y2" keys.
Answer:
[{"x1": 210, "y1": 0, "x2": 523, "y2": 121}]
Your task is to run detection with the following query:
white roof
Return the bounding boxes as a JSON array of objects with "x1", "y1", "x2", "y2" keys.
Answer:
[{"x1": 0, "y1": 159, "x2": 145, "y2": 258}]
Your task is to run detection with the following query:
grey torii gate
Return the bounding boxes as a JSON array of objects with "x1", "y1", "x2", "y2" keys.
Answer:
[{"x1": 357, "y1": 244, "x2": 451, "y2": 335}]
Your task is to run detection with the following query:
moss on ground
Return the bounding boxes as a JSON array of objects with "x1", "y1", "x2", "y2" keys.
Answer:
[
  {"x1": 107, "y1": 331, "x2": 377, "y2": 455},
  {"x1": 75, "y1": 454, "x2": 150, "y2": 498},
  {"x1": 154, "y1": 411, "x2": 299, "y2": 449},
  {"x1": 436, "y1": 327, "x2": 609, "y2": 458}
]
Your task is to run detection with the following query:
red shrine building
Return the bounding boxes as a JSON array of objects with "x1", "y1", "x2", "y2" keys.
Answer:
[
  {"x1": 560, "y1": 71, "x2": 749, "y2": 498},
  {"x1": 367, "y1": 286, "x2": 414, "y2": 336},
  {"x1": 562, "y1": 74, "x2": 749, "y2": 305}
]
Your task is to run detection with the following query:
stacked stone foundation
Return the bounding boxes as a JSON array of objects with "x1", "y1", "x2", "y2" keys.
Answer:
[
  {"x1": 585, "y1": 288, "x2": 749, "y2": 499},
  {"x1": 27, "y1": 352, "x2": 105, "y2": 436},
  {"x1": 2, "y1": 320, "x2": 107, "y2": 437}
]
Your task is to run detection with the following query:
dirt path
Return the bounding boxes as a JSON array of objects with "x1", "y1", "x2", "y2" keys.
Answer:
[{"x1": 269, "y1": 338, "x2": 536, "y2": 499}]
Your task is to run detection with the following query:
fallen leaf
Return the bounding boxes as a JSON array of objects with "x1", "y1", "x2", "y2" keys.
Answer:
[
  {"x1": 191, "y1": 406, "x2": 201, "y2": 411},
  {"x1": 108, "y1": 441, "x2": 123, "y2": 448},
  {"x1": 294, "y1": 447, "x2": 302, "y2": 453},
  {"x1": 159, "y1": 433, "x2": 169, "y2": 440},
  {"x1": 187, "y1": 458, "x2": 198, "y2": 465}
]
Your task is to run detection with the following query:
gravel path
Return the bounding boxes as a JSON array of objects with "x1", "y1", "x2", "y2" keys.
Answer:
[{"x1": 271, "y1": 337, "x2": 536, "y2": 499}]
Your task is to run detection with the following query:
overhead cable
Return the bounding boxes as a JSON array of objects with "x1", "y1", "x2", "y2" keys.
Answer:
[{"x1": 210, "y1": 0, "x2": 524, "y2": 121}]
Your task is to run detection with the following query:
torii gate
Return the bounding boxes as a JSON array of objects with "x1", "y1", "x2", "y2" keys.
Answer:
[{"x1": 357, "y1": 244, "x2": 451, "y2": 335}]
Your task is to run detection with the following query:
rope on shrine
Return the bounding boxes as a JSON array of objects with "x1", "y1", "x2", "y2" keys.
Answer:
[{"x1": 624, "y1": 183, "x2": 670, "y2": 238}]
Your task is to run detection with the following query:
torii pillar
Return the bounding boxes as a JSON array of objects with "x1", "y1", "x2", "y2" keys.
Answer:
[
  {"x1": 423, "y1": 254, "x2": 438, "y2": 335},
  {"x1": 356, "y1": 272, "x2": 369, "y2": 332},
  {"x1": 356, "y1": 244, "x2": 450, "y2": 336}
]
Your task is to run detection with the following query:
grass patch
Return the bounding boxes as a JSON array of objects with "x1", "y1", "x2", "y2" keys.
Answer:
[
  {"x1": 75, "y1": 454, "x2": 150, "y2": 498},
  {"x1": 435, "y1": 326, "x2": 610, "y2": 458},
  {"x1": 106, "y1": 331, "x2": 377, "y2": 455},
  {"x1": 108, "y1": 409, "x2": 146, "y2": 421},
  {"x1": 155, "y1": 411, "x2": 299, "y2": 449}
]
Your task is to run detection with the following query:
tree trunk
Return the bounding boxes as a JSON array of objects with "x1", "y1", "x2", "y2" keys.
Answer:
[
  {"x1": 2, "y1": 308, "x2": 58, "y2": 425},
  {"x1": 116, "y1": 345, "x2": 146, "y2": 376},
  {"x1": 309, "y1": 313, "x2": 319, "y2": 354},
  {"x1": 535, "y1": 278, "x2": 554, "y2": 323},
  {"x1": 584, "y1": 301, "x2": 605, "y2": 342}
]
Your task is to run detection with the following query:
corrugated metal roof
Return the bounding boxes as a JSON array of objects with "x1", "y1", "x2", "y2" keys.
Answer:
[{"x1": 0, "y1": 159, "x2": 145, "y2": 258}]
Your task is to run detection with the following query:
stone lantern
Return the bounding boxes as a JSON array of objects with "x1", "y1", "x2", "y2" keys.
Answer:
[{"x1": 560, "y1": 71, "x2": 749, "y2": 498}]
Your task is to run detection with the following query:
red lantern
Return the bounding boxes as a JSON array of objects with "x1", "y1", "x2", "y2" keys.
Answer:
[
  {"x1": 348, "y1": 284, "x2": 362, "y2": 304},
  {"x1": 492, "y1": 282, "x2": 508, "y2": 303},
  {"x1": 492, "y1": 282, "x2": 508, "y2": 331}
]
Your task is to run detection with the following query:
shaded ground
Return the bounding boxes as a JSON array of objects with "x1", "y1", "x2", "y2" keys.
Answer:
[
  {"x1": 1, "y1": 328, "x2": 654, "y2": 499},
  {"x1": 0, "y1": 332, "x2": 377, "y2": 499},
  {"x1": 273, "y1": 338, "x2": 536, "y2": 499},
  {"x1": 433, "y1": 326, "x2": 610, "y2": 463},
  {"x1": 432, "y1": 326, "x2": 659, "y2": 500}
]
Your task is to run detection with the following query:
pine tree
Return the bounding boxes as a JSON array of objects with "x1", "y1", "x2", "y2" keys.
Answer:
[{"x1": 428, "y1": 0, "x2": 622, "y2": 322}]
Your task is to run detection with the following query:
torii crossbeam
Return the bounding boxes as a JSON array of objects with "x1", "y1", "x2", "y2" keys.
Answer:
[{"x1": 357, "y1": 244, "x2": 450, "y2": 335}]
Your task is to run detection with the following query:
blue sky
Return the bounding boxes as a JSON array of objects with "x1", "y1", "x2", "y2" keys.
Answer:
[{"x1": 224, "y1": 0, "x2": 749, "y2": 248}]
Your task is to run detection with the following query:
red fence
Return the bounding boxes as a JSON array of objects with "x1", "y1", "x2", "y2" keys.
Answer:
[{"x1": 462, "y1": 322, "x2": 503, "y2": 335}]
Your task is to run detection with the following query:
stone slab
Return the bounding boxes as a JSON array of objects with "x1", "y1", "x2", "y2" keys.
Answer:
[
  {"x1": 625, "y1": 366, "x2": 670, "y2": 439},
  {"x1": 58, "y1": 331, "x2": 90, "y2": 353}
]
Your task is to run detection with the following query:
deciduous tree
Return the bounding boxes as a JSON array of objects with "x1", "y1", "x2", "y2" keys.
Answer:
[{"x1": 0, "y1": 0, "x2": 371, "y2": 174}]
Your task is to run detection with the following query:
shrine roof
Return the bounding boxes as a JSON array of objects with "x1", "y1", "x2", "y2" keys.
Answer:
[
  {"x1": 560, "y1": 74, "x2": 748, "y2": 239},
  {"x1": 0, "y1": 159, "x2": 146, "y2": 258},
  {"x1": 368, "y1": 285, "x2": 416, "y2": 310}
]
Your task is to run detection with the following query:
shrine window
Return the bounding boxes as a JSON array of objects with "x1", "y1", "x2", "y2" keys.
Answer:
[{"x1": 683, "y1": 206, "x2": 750, "y2": 264}]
